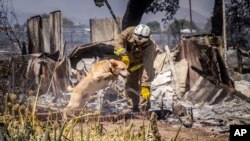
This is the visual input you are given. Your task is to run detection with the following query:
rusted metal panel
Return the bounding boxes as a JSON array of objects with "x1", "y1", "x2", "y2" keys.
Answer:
[{"x1": 90, "y1": 18, "x2": 121, "y2": 43}]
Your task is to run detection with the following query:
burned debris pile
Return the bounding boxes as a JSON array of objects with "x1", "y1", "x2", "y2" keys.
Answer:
[{"x1": 150, "y1": 34, "x2": 250, "y2": 133}]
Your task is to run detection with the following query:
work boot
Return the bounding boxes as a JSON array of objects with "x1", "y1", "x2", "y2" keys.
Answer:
[{"x1": 139, "y1": 99, "x2": 151, "y2": 112}]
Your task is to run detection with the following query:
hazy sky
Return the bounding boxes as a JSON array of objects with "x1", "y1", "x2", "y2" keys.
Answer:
[{"x1": 11, "y1": 0, "x2": 214, "y2": 25}]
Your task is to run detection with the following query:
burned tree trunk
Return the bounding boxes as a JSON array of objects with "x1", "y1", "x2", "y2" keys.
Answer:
[
  {"x1": 211, "y1": 0, "x2": 223, "y2": 36},
  {"x1": 122, "y1": 0, "x2": 153, "y2": 29}
]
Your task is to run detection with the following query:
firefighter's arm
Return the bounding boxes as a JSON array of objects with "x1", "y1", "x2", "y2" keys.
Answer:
[
  {"x1": 113, "y1": 33, "x2": 129, "y2": 66},
  {"x1": 112, "y1": 27, "x2": 135, "y2": 66},
  {"x1": 112, "y1": 27, "x2": 134, "y2": 56},
  {"x1": 140, "y1": 65, "x2": 153, "y2": 100},
  {"x1": 140, "y1": 42, "x2": 158, "y2": 99}
]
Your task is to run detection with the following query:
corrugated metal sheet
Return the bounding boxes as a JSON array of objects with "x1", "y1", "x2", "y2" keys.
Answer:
[{"x1": 68, "y1": 41, "x2": 116, "y2": 69}]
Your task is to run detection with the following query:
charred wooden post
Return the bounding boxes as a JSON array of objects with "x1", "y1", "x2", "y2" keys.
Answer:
[
  {"x1": 42, "y1": 16, "x2": 50, "y2": 53},
  {"x1": 27, "y1": 11, "x2": 64, "y2": 56},
  {"x1": 27, "y1": 16, "x2": 44, "y2": 54},
  {"x1": 49, "y1": 11, "x2": 64, "y2": 59}
]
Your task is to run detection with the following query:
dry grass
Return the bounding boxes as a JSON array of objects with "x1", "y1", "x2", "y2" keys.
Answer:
[
  {"x1": 0, "y1": 79, "x2": 228, "y2": 141},
  {"x1": 0, "y1": 105, "x2": 229, "y2": 141},
  {"x1": 0, "y1": 97, "x2": 165, "y2": 141}
]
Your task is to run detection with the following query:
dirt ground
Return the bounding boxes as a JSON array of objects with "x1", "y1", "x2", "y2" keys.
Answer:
[
  {"x1": 157, "y1": 123, "x2": 228, "y2": 141},
  {"x1": 95, "y1": 119, "x2": 229, "y2": 141}
]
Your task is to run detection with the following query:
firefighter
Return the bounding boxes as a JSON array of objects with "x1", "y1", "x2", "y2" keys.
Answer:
[{"x1": 112, "y1": 24, "x2": 160, "y2": 113}]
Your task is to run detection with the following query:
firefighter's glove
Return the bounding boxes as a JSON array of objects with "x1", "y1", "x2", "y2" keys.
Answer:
[
  {"x1": 121, "y1": 55, "x2": 130, "y2": 67},
  {"x1": 141, "y1": 86, "x2": 151, "y2": 100}
]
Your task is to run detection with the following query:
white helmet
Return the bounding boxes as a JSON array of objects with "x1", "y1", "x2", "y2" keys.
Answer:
[{"x1": 133, "y1": 24, "x2": 150, "y2": 42}]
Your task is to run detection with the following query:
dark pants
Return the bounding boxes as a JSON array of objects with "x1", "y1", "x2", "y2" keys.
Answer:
[{"x1": 125, "y1": 67, "x2": 150, "y2": 111}]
